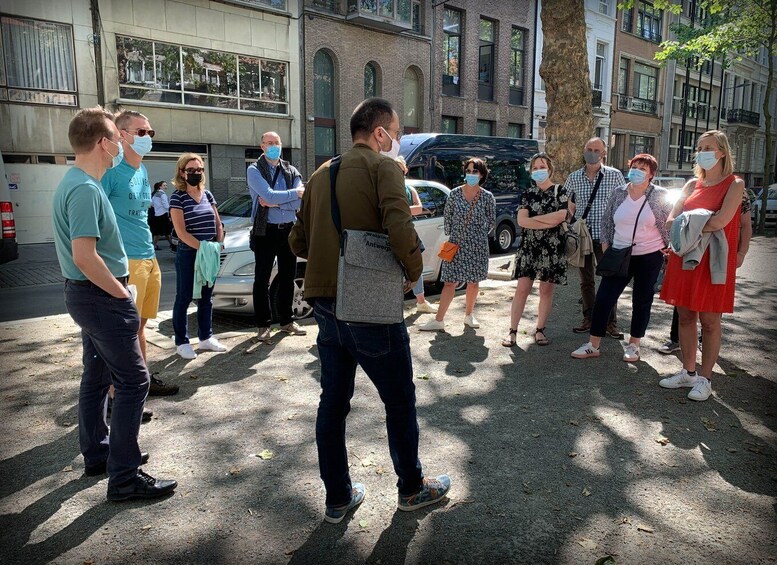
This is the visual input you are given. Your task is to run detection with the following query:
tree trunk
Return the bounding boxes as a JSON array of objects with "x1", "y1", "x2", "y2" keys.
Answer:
[
  {"x1": 758, "y1": 5, "x2": 776, "y2": 234},
  {"x1": 540, "y1": 0, "x2": 594, "y2": 183}
]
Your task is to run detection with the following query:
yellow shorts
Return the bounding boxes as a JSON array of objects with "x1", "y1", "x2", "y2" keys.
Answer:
[{"x1": 128, "y1": 258, "x2": 162, "y2": 319}]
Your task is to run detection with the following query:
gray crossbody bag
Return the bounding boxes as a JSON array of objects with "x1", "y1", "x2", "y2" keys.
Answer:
[{"x1": 329, "y1": 156, "x2": 404, "y2": 324}]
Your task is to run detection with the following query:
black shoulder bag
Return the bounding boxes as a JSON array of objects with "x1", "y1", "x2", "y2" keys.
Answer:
[
  {"x1": 248, "y1": 163, "x2": 281, "y2": 251},
  {"x1": 580, "y1": 170, "x2": 605, "y2": 222},
  {"x1": 596, "y1": 188, "x2": 652, "y2": 278}
]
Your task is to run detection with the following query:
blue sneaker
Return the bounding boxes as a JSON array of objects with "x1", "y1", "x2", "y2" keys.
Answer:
[
  {"x1": 397, "y1": 475, "x2": 451, "y2": 511},
  {"x1": 324, "y1": 483, "x2": 365, "y2": 524}
]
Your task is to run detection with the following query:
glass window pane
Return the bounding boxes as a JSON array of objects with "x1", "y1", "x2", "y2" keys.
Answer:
[
  {"x1": 314, "y1": 50, "x2": 335, "y2": 118},
  {"x1": 443, "y1": 9, "x2": 460, "y2": 33},
  {"x1": 182, "y1": 47, "x2": 237, "y2": 97},
  {"x1": 444, "y1": 36, "x2": 460, "y2": 78},
  {"x1": 480, "y1": 19, "x2": 493, "y2": 42},
  {"x1": 155, "y1": 42, "x2": 181, "y2": 90},
  {"x1": 360, "y1": 0, "x2": 378, "y2": 14},
  {"x1": 441, "y1": 116, "x2": 457, "y2": 133},
  {"x1": 261, "y1": 59, "x2": 287, "y2": 101},
  {"x1": 476, "y1": 120, "x2": 493, "y2": 136},
  {"x1": 315, "y1": 125, "x2": 336, "y2": 157},
  {"x1": 2, "y1": 17, "x2": 76, "y2": 92},
  {"x1": 117, "y1": 36, "x2": 154, "y2": 87},
  {"x1": 364, "y1": 63, "x2": 376, "y2": 98},
  {"x1": 511, "y1": 28, "x2": 523, "y2": 50},
  {"x1": 379, "y1": 0, "x2": 394, "y2": 17},
  {"x1": 397, "y1": 0, "x2": 411, "y2": 22},
  {"x1": 403, "y1": 68, "x2": 419, "y2": 127}
]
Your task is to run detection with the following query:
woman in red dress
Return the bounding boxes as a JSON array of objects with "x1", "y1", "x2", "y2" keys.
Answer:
[{"x1": 658, "y1": 130, "x2": 744, "y2": 402}]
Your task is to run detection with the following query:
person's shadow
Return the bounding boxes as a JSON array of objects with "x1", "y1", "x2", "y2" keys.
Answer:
[{"x1": 426, "y1": 328, "x2": 489, "y2": 377}]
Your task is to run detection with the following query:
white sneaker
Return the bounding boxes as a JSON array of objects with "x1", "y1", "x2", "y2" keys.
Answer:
[
  {"x1": 199, "y1": 336, "x2": 227, "y2": 352},
  {"x1": 416, "y1": 301, "x2": 438, "y2": 314},
  {"x1": 688, "y1": 376, "x2": 712, "y2": 401},
  {"x1": 419, "y1": 319, "x2": 445, "y2": 331},
  {"x1": 658, "y1": 369, "x2": 699, "y2": 389},
  {"x1": 176, "y1": 343, "x2": 197, "y2": 360},
  {"x1": 463, "y1": 314, "x2": 480, "y2": 328},
  {"x1": 622, "y1": 343, "x2": 640, "y2": 362},
  {"x1": 571, "y1": 342, "x2": 600, "y2": 359}
]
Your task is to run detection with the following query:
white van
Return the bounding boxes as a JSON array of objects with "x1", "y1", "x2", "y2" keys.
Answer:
[{"x1": 0, "y1": 150, "x2": 19, "y2": 264}]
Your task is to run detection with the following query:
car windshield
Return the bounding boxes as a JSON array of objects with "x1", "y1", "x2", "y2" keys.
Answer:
[
  {"x1": 768, "y1": 188, "x2": 777, "y2": 200},
  {"x1": 218, "y1": 194, "x2": 253, "y2": 217}
]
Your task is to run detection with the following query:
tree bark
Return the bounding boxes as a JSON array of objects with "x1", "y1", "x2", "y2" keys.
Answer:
[{"x1": 540, "y1": 0, "x2": 594, "y2": 183}]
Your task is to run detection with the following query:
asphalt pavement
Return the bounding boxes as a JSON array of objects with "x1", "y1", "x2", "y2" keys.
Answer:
[{"x1": 0, "y1": 237, "x2": 775, "y2": 564}]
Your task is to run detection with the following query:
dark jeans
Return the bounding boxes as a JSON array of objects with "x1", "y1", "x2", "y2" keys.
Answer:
[
  {"x1": 579, "y1": 240, "x2": 617, "y2": 325},
  {"x1": 64, "y1": 281, "x2": 149, "y2": 487},
  {"x1": 313, "y1": 298, "x2": 423, "y2": 507},
  {"x1": 173, "y1": 242, "x2": 214, "y2": 345},
  {"x1": 591, "y1": 250, "x2": 664, "y2": 339},
  {"x1": 252, "y1": 224, "x2": 296, "y2": 327}
]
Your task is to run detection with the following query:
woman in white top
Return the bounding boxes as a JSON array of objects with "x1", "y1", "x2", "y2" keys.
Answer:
[
  {"x1": 571, "y1": 153, "x2": 672, "y2": 362},
  {"x1": 151, "y1": 181, "x2": 173, "y2": 250}
]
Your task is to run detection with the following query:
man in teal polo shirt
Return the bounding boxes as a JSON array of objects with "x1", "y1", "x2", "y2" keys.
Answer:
[
  {"x1": 52, "y1": 106, "x2": 176, "y2": 501},
  {"x1": 102, "y1": 110, "x2": 178, "y2": 397}
]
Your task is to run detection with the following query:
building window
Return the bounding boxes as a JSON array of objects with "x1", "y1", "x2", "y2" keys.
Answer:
[
  {"x1": 621, "y1": 7, "x2": 633, "y2": 33},
  {"x1": 476, "y1": 119, "x2": 494, "y2": 136},
  {"x1": 637, "y1": 1, "x2": 662, "y2": 42},
  {"x1": 116, "y1": 36, "x2": 288, "y2": 114},
  {"x1": 478, "y1": 18, "x2": 495, "y2": 101},
  {"x1": 221, "y1": 0, "x2": 287, "y2": 10},
  {"x1": 618, "y1": 57, "x2": 629, "y2": 96},
  {"x1": 441, "y1": 115, "x2": 459, "y2": 133},
  {"x1": 442, "y1": 8, "x2": 462, "y2": 96},
  {"x1": 0, "y1": 16, "x2": 77, "y2": 106},
  {"x1": 599, "y1": 0, "x2": 609, "y2": 15},
  {"x1": 411, "y1": 0, "x2": 423, "y2": 33},
  {"x1": 364, "y1": 61, "x2": 379, "y2": 98},
  {"x1": 628, "y1": 135, "x2": 654, "y2": 157},
  {"x1": 509, "y1": 27, "x2": 525, "y2": 105},
  {"x1": 594, "y1": 42, "x2": 606, "y2": 94},
  {"x1": 507, "y1": 123, "x2": 524, "y2": 138},
  {"x1": 313, "y1": 50, "x2": 336, "y2": 168},
  {"x1": 403, "y1": 66, "x2": 421, "y2": 134},
  {"x1": 633, "y1": 62, "x2": 658, "y2": 101}
]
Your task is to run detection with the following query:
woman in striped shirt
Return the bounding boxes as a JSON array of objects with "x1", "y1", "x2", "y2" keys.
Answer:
[{"x1": 169, "y1": 152, "x2": 226, "y2": 360}]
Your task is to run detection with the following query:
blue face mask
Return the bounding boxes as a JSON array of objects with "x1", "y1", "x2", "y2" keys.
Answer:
[
  {"x1": 531, "y1": 169, "x2": 549, "y2": 183},
  {"x1": 130, "y1": 134, "x2": 153, "y2": 156},
  {"x1": 627, "y1": 168, "x2": 647, "y2": 184},
  {"x1": 265, "y1": 145, "x2": 282, "y2": 161},
  {"x1": 465, "y1": 173, "x2": 480, "y2": 186},
  {"x1": 105, "y1": 139, "x2": 123, "y2": 169},
  {"x1": 695, "y1": 151, "x2": 719, "y2": 170}
]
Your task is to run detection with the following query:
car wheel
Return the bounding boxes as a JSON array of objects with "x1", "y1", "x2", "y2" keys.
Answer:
[
  {"x1": 269, "y1": 272, "x2": 313, "y2": 321},
  {"x1": 490, "y1": 222, "x2": 515, "y2": 253}
]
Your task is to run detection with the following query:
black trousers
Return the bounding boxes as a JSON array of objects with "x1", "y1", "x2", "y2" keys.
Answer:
[{"x1": 252, "y1": 224, "x2": 296, "y2": 327}]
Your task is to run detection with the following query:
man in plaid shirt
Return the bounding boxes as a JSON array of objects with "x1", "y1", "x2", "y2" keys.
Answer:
[{"x1": 563, "y1": 137, "x2": 626, "y2": 337}]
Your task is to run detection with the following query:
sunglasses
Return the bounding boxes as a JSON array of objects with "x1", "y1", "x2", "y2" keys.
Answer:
[
  {"x1": 124, "y1": 128, "x2": 155, "y2": 138},
  {"x1": 183, "y1": 167, "x2": 204, "y2": 174}
]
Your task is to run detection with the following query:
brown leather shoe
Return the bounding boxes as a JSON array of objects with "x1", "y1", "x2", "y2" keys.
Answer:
[
  {"x1": 606, "y1": 324, "x2": 624, "y2": 339},
  {"x1": 572, "y1": 319, "x2": 591, "y2": 333}
]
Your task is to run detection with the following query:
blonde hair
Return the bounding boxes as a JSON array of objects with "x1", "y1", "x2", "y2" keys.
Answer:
[
  {"x1": 172, "y1": 153, "x2": 206, "y2": 191},
  {"x1": 694, "y1": 130, "x2": 734, "y2": 179}
]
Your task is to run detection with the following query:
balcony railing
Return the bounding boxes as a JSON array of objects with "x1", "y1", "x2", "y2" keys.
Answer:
[
  {"x1": 618, "y1": 95, "x2": 657, "y2": 115},
  {"x1": 672, "y1": 97, "x2": 709, "y2": 121},
  {"x1": 668, "y1": 146, "x2": 696, "y2": 163},
  {"x1": 592, "y1": 88, "x2": 602, "y2": 108},
  {"x1": 726, "y1": 108, "x2": 760, "y2": 126}
]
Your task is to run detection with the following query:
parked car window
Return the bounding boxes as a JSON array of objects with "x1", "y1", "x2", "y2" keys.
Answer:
[
  {"x1": 412, "y1": 184, "x2": 447, "y2": 218},
  {"x1": 218, "y1": 194, "x2": 253, "y2": 217}
]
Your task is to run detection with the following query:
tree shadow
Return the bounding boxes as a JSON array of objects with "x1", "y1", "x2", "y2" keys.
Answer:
[{"x1": 426, "y1": 328, "x2": 489, "y2": 377}]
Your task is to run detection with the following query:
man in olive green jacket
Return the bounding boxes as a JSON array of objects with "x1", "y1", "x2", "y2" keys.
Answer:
[{"x1": 289, "y1": 98, "x2": 451, "y2": 524}]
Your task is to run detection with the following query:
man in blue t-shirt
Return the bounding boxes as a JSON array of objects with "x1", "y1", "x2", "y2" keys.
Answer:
[
  {"x1": 102, "y1": 110, "x2": 178, "y2": 398},
  {"x1": 52, "y1": 106, "x2": 176, "y2": 501}
]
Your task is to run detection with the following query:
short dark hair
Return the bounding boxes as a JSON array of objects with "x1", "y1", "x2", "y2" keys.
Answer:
[
  {"x1": 68, "y1": 106, "x2": 115, "y2": 154},
  {"x1": 350, "y1": 97, "x2": 395, "y2": 140},
  {"x1": 463, "y1": 157, "x2": 489, "y2": 185},
  {"x1": 153, "y1": 181, "x2": 165, "y2": 191}
]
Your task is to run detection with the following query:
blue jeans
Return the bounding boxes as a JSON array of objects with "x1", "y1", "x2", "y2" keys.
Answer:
[
  {"x1": 64, "y1": 281, "x2": 149, "y2": 486},
  {"x1": 591, "y1": 250, "x2": 664, "y2": 339},
  {"x1": 313, "y1": 298, "x2": 423, "y2": 507},
  {"x1": 173, "y1": 242, "x2": 214, "y2": 345}
]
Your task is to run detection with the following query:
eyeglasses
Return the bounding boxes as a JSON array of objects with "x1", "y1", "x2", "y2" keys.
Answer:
[
  {"x1": 183, "y1": 167, "x2": 204, "y2": 174},
  {"x1": 123, "y1": 128, "x2": 155, "y2": 138}
]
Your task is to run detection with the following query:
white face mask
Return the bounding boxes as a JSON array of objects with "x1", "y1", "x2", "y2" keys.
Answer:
[{"x1": 378, "y1": 127, "x2": 400, "y2": 160}]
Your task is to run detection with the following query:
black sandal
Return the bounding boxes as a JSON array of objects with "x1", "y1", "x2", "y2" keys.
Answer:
[
  {"x1": 534, "y1": 327, "x2": 550, "y2": 346},
  {"x1": 502, "y1": 328, "x2": 518, "y2": 347}
]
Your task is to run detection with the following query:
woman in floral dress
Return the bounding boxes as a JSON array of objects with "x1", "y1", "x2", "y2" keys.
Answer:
[
  {"x1": 503, "y1": 153, "x2": 572, "y2": 347},
  {"x1": 420, "y1": 157, "x2": 495, "y2": 332}
]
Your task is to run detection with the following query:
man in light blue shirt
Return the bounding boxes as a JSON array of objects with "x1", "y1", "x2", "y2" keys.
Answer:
[
  {"x1": 102, "y1": 110, "x2": 178, "y2": 397},
  {"x1": 52, "y1": 106, "x2": 176, "y2": 501},
  {"x1": 247, "y1": 131, "x2": 306, "y2": 340}
]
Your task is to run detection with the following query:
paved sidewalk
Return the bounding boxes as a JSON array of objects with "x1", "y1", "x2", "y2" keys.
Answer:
[
  {"x1": 0, "y1": 238, "x2": 774, "y2": 564},
  {"x1": 0, "y1": 243, "x2": 177, "y2": 288}
]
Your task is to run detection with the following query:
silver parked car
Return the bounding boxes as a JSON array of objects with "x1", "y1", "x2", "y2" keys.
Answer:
[{"x1": 212, "y1": 179, "x2": 453, "y2": 319}]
